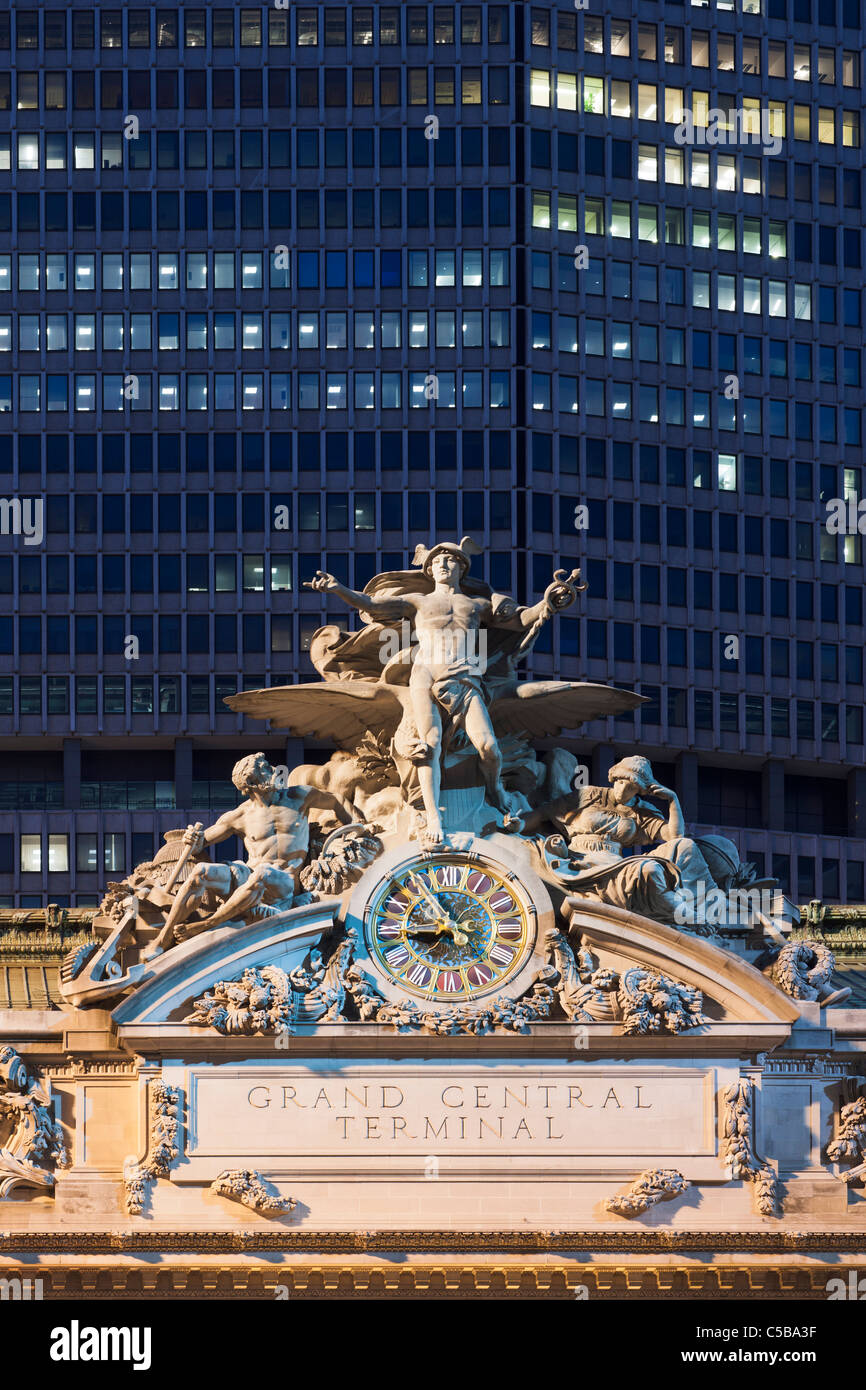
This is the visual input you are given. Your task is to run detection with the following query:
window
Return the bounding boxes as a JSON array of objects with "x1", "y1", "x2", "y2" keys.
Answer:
[{"x1": 21, "y1": 834, "x2": 41, "y2": 873}]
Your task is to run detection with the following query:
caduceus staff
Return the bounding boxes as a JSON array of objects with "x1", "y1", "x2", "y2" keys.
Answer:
[{"x1": 512, "y1": 567, "x2": 587, "y2": 658}]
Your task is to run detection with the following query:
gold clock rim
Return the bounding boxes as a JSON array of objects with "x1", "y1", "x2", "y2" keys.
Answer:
[{"x1": 366, "y1": 852, "x2": 533, "y2": 1004}]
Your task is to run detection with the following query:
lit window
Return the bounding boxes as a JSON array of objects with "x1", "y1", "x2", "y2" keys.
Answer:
[
  {"x1": 691, "y1": 152, "x2": 710, "y2": 187},
  {"x1": 158, "y1": 255, "x2": 179, "y2": 290},
  {"x1": 75, "y1": 376, "x2": 96, "y2": 411},
  {"x1": 242, "y1": 375, "x2": 264, "y2": 410},
  {"x1": 742, "y1": 279, "x2": 762, "y2": 315},
  {"x1": 409, "y1": 313, "x2": 428, "y2": 349},
  {"x1": 17, "y1": 134, "x2": 39, "y2": 170},
  {"x1": 610, "y1": 80, "x2": 631, "y2": 118},
  {"x1": 717, "y1": 215, "x2": 737, "y2": 252},
  {"x1": 21, "y1": 835, "x2": 41, "y2": 873},
  {"x1": 742, "y1": 159, "x2": 761, "y2": 196},
  {"x1": 610, "y1": 202, "x2": 630, "y2": 238},
  {"x1": 638, "y1": 145, "x2": 657, "y2": 181},
  {"x1": 557, "y1": 73, "x2": 576, "y2": 111},
  {"x1": 692, "y1": 271, "x2": 711, "y2": 308},
  {"x1": 530, "y1": 69, "x2": 550, "y2": 107},
  {"x1": 843, "y1": 112, "x2": 860, "y2": 149},
  {"x1": 584, "y1": 198, "x2": 604, "y2": 236},
  {"x1": 637, "y1": 83, "x2": 657, "y2": 120},
  {"x1": 610, "y1": 20, "x2": 630, "y2": 56},
  {"x1": 558, "y1": 195, "x2": 577, "y2": 232},
  {"x1": 692, "y1": 211, "x2": 711, "y2": 249},
  {"x1": 186, "y1": 253, "x2": 207, "y2": 289},
  {"x1": 242, "y1": 254, "x2": 263, "y2": 289},
  {"x1": 611, "y1": 323, "x2": 631, "y2": 358},
  {"x1": 768, "y1": 281, "x2": 787, "y2": 317},
  {"x1": 159, "y1": 375, "x2": 180, "y2": 410},
  {"x1": 435, "y1": 252, "x2": 455, "y2": 286},
  {"x1": 74, "y1": 135, "x2": 95, "y2": 170},
  {"x1": 818, "y1": 109, "x2": 835, "y2": 144},
  {"x1": 326, "y1": 313, "x2": 347, "y2": 349},
  {"x1": 532, "y1": 192, "x2": 551, "y2": 228},
  {"x1": 638, "y1": 205, "x2": 658, "y2": 242},
  {"x1": 583, "y1": 76, "x2": 604, "y2": 115},
  {"x1": 664, "y1": 86, "x2": 684, "y2": 124},
  {"x1": 49, "y1": 834, "x2": 69, "y2": 873},
  {"x1": 742, "y1": 218, "x2": 761, "y2": 255},
  {"x1": 462, "y1": 250, "x2": 482, "y2": 286},
  {"x1": 718, "y1": 276, "x2": 736, "y2": 312}
]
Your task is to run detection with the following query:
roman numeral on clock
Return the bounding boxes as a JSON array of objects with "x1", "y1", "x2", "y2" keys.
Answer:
[
  {"x1": 384, "y1": 945, "x2": 410, "y2": 968},
  {"x1": 489, "y1": 943, "x2": 514, "y2": 966},
  {"x1": 406, "y1": 962, "x2": 432, "y2": 987},
  {"x1": 490, "y1": 891, "x2": 514, "y2": 912},
  {"x1": 437, "y1": 971, "x2": 461, "y2": 992},
  {"x1": 434, "y1": 863, "x2": 460, "y2": 888},
  {"x1": 467, "y1": 964, "x2": 493, "y2": 988}
]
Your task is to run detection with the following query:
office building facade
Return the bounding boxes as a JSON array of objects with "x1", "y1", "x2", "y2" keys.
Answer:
[{"x1": 0, "y1": 0, "x2": 864, "y2": 908}]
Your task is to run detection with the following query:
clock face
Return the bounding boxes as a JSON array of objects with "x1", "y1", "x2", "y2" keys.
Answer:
[{"x1": 366, "y1": 855, "x2": 533, "y2": 1002}]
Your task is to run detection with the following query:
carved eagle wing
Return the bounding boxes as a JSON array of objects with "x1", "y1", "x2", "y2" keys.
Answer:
[
  {"x1": 224, "y1": 681, "x2": 407, "y2": 748},
  {"x1": 491, "y1": 681, "x2": 645, "y2": 738}
]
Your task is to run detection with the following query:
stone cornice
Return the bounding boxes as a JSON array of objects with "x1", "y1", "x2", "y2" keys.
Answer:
[{"x1": 2, "y1": 1229, "x2": 866, "y2": 1254}]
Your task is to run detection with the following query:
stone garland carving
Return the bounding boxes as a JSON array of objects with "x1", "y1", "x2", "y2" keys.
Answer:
[
  {"x1": 605, "y1": 1169, "x2": 689, "y2": 1217},
  {"x1": 721, "y1": 1079, "x2": 778, "y2": 1216},
  {"x1": 299, "y1": 826, "x2": 383, "y2": 896},
  {"x1": 210, "y1": 1169, "x2": 296, "y2": 1215},
  {"x1": 770, "y1": 940, "x2": 850, "y2": 1006},
  {"x1": 826, "y1": 1095, "x2": 866, "y2": 1184},
  {"x1": 0, "y1": 1046, "x2": 68, "y2": 1198},
  {"x1": 124, "y1": 1081, "x2": 182, "y2": 1216},
  {"x1": 618, "y1": 967, "x2": 707, "y2": 1036},
  {"x1": 291, "y1": 927, "x2": 557, "y2": 1034},
  {"x1": 544, "y1": 930, "x2": 619, "y2": 1023},
  {"x1": 371, "y1": 974, "x2": 558, "y2": 1036},
  {"x1": 184, "y1": 965, "x2": 294, "y2": 1037}
]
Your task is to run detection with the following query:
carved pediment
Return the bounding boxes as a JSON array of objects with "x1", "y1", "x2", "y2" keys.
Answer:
[
  {"x1": 111, "y1": 899, "x2": 341, "y2": 1044},
  {"x1": 565, "y1": 897, "x2": 801, "y2": 1041}
]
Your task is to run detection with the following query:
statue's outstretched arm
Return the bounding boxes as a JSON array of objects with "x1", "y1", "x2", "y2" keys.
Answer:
[
  {"x1": 304, "y1": 570, "x2": 412, "y2": 621},
  {"x1": 200, "y1": 808, "x2": 242, "y2": 847}
]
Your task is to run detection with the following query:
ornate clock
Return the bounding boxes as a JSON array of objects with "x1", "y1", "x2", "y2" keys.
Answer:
[{"x1": 349, "y1": 842, "x2": 552, "y2": 1009}]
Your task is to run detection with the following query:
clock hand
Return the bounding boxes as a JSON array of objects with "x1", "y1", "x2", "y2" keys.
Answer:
[{"x1": 408, "y1": 873, "x2": 464, "y2": 933}]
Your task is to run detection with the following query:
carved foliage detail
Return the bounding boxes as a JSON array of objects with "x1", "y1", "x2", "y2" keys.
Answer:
[
  {"x1": 0, "y1": 1046, "x2": 68, "y2": 1199},
  {"x1": 826, "y1": 1095, "x2": 866, "y2": 1184},
  {"x1": 722, "y1": 1079, "x2": 778, "y2": 1216},
  {"x1": 184, "y1": 966, "x2": 293, "y2": 1037},
  {"x1": 124, "y1": 1081, "x2": 181, "y2": 1216},
  {"x1": 606, "y1": 1169, "x2": 688, "y2": 1217},
  {"x1": 772, "y1": 940, "x2": 836, "y2": 1001},
  {"x1": 618, "y1": 968, "x2": 707, "y2": 1036},
  {"x1": 210, "y1": 1169, "x2": 296, "y2": 1215},
  {"x1": 373, "y1": 975, "x2": 557, "y2": 1036}
]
